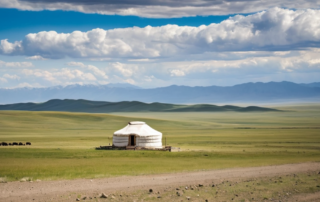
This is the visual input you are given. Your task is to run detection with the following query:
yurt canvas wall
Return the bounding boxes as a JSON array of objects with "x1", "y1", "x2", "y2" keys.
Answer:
[{"x1": 113, "y1": 121, "x2": 162, "y2": 148}]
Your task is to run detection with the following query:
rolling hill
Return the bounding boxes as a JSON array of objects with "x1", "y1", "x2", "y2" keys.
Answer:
[{"x1": 0, "y1": 99, "x2": 279, "y2": 113}]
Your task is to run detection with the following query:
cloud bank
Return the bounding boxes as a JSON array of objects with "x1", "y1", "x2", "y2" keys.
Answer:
[
  {"x1": 0, "y1": 0, "x2": 319, "y2": 18},
  {"x1": 1, "y1": 8, "x2": 320, "y2": 60},
  {"x1": 1, "y1": 47, "x2": 320, "y2": 88},
  {"x1": 0, "y1": 60, "x2": 33, "y2": 68}
]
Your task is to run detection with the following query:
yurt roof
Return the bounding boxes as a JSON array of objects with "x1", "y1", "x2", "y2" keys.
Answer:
[{"x1": 114, "y1": 121, "x2": 162, "y2": 137}]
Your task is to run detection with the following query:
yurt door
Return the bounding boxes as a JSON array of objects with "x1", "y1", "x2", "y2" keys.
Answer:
[{"x1": 129, "y1": 135, "x2": 135, "y2": 146}]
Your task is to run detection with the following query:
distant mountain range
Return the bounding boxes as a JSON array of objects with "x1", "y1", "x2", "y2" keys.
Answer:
[
  {"x1": 300, "y1": 82, "x2": 320, "y2": 88},
  {"x1": 0, "y1": 81, "x2": 319, "y2": 104},
  {"x1": 0, "y1": 99, "x2": 279, "y2": 113}
]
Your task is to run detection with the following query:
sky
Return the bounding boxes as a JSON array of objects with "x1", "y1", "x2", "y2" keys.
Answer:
[{"x1": 0, "y1": 0, "x2": 320, "y2": 88}]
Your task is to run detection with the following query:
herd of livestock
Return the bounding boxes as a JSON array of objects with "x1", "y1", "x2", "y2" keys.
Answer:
[{"x1": 0, "y1": 142, "x2": 31, "y2": 146}]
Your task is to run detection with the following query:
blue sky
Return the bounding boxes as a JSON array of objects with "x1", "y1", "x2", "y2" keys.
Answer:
[
  {"x1": 0, "y1": 1, "x2": 320, "y2": 88},
  {"x1": 0, "y1": 8, "x2": 236, "y2": 41}
]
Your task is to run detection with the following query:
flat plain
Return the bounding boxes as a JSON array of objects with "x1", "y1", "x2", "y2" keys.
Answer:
[
  {"x1": 1, "y1": 104, "x2": 320, "y2": 201},
  {"x1": 0, "y1": 103, "x2": 319, "y2": 181}
]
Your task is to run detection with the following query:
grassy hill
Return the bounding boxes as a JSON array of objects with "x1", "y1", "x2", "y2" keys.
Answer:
[{"x1": 0, "y1": 99, "x2": 279, "y2": 113}]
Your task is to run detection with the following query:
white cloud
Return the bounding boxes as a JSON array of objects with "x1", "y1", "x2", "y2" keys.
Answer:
[
  {"x1": 0, "y1": 0, "x2": 320, "y2": 18},
  {"x1": 1, "y1": 48, "x2": 319, "y2": 88},
  {"x1": 162, "y1": 49, "x2": 320, "y2": 77},
  {"x1": 170, "y1": 69, "x2": 185, "y2": 77},
  {"x1": 1, "y1": 8, "x2": 320, "y2": 60},
  {"x1": 54, "y1": 69, "x2": 97, "y2": 81},
  {"x1": 5, "y1": 62, "x2": 33, "y2": 68},
  {"x1": 144, "y1": 75, "x2": 155, "y2": 82},
  {"x1": 128, "y1": 58, "x2": 151, "y2": 62},
  {"x1": 111, "y1": 62, "x2": 133, "y2": 77},
  {"x1": 15, "y1": 82, "x2": 34, "y2": 88},
  {"x1": 87, "y1": 65, "x2": 108, "y2": 79},
  {"x1": 67, "y1": 62, "x2": 108, "y2": 79},
  {"x1": 0, "y1": 60, "x2": 33, "y2": 68},
  {"x1": 26, "y1": 55, "x2": 47, "y2": 60},
  {"x1": 125, "y1": 78, "x2": 135, "y2": 85},
  {"x1": 3, "y1": 74, "x2": 20, "y2": 80},
  {"x1": 66, "y1": 62, "x2": 86, "y2": 67},
  {"x1": 22, "y1": 68, "x2": 97, "y2": 84},
  {"x1": 0, "y1": 39, "x2": 22, "y2": 54},
  {"x1": 97, "y1": 81, "x2": 109, "y2": 85},
  {"x1": 104, "y1": 49, "x2": 320, "y2": 83},
  {"x1": 0, "y1": 77, "x2": 7, "y2": 83}
]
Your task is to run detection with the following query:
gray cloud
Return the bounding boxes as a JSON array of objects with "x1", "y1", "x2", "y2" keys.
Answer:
[
  {"x1": 17, "y1": 0, "x2": 270, "y2": 7},
  {"x1": 20, "y1": 0, "x2": 219, "y2": 7},
  {"x1": 0, "y1": 0, "x2": 319, "y2": 17}
]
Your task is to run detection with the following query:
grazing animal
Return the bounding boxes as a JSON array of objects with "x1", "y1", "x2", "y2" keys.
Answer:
[
  {"x1": 2, "y1": 142, "x2": 8, "y2": 146},
  {"x1": 9, "y1": 143, "x2": 12, "y2": 146},
  {"x1": 26, "y1": 142, "x2": 31, "y2": 145},
  {"x1": 19, "y1": 142, "x2": 23, "y2": 146},
  {"x1": 12, "y1": 142, "x2": 18, "y2": 146}
]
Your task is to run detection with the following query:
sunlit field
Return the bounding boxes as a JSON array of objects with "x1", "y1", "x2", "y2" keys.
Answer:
[{"x1": 0, "y1": 104, "x2": 320, "y2": 181}]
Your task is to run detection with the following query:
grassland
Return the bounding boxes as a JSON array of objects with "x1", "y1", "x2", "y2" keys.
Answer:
[{"x1": 0, "y1": 104, "x2": 320, "y2": 181}]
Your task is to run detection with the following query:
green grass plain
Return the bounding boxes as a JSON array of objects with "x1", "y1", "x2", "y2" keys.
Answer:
[{"x1": 0, "y1": 104, "x2": 320, "y2": 181}]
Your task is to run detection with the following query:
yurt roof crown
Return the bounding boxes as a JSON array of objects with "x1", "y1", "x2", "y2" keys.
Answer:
[{"x1": 128, "y1": 121, "x2": 145, "y2": 125}]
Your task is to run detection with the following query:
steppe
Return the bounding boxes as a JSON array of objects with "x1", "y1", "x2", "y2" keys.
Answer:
[{"x1": 1, "y1": 103, "x2": 320, "y2": 201}]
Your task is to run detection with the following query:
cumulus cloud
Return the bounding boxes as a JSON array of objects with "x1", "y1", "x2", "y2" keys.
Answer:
[
  {"x1": 144, "y1": 75, "x2": 155, "y2": 82},
  {"x1": 128, "y1": 58, "x2": 151, "y2": 62},
  {"x1": 0, "y1": 60, "x2": 33, "y2": 68},
  {"x1": 0, "y1": 77, "x2": 7, "y2": 83},
  {"x1": 105, "y1": 49, "x2": 320, "y2": 83},
  {"x1": 3, "y1": 74, "x2": 20, "y2": 80},
  {"x1": 14, "y1": 82, "x2": 43, "y2": 88},
  {"x1": 67, "y1": 62, "x2": 86, "y2": 67},
  {"x1": 111, "y1": 62, "x2": 133, "y2": 77},
  {"x1": 22, "y1": 68, "x2": 97, "y2": 83},
  {"x1": 26, "y1": 55, "x2": 47, "y2": 60},
  {"x1": 87, "y1": 65, "x2": 108, "y2": 79},
  {"x1": 0, "y1": 0, "x2": 319, "y2": 18},
  {"x1": 1, "y1": 49, "x2": 319, "y2": 88},
  {"x1": 67, "y1": 62, "x2": 108, "y2": 79},
  {"x1": 0, "y1": 73, "x2": 21, "y2": 85},
  {"x1": 1, "y1": 8, "x2": 319, "y2": 60},
  {"x1": 125, "y1": 78, "x2": 135, "y2": 84},
  {"x1": 161, "y1": 49, "x2": 320, "y2": 78},
  {"x1": 170, "y1": 69, "x2": 185, "y2": 77},
  {"x1": 15, "y1": 82, "x2": 33, "y2": 88},
  {"x1": 0, "y1": 39, "x2": 22, "y2": 54}
]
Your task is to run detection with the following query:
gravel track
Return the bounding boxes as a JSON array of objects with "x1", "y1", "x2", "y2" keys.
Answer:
[{"x1": 1, "y1": 162, "x2": 320, "y2": 202}]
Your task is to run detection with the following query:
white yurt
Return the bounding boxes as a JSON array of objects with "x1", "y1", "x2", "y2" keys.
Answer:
[{"x1": 113, "y1": 121, "x2": 162, "y2": 148}]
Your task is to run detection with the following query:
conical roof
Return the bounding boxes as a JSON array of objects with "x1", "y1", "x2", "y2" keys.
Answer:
[{"x1": 114, "y1": 121, "x2": 162, "y2": 137}]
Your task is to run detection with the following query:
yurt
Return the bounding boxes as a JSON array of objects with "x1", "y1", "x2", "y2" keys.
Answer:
[{"x1": 113, "y1": 121, "x2": 162, "y2": 148}]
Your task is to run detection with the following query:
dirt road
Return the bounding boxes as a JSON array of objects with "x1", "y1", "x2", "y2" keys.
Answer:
[{"x1": 1, "y1": 162, "x2": 320, "y2": 202}]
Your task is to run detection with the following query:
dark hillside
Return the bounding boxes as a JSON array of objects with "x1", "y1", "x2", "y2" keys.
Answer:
[{"x1": 0, "y1": 99, "x2": 279, "y2": 113}]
